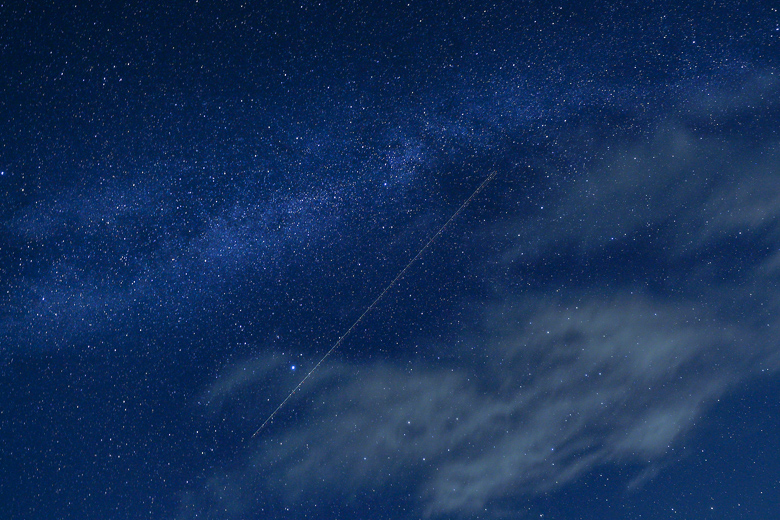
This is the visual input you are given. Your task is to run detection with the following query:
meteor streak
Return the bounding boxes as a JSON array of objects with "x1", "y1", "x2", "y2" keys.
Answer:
[{"x1": 251, "y1": 171, "x2": 498, "y2": 438}]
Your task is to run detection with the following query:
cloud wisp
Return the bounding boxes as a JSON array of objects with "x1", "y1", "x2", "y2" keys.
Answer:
[
  {"x1": 185, "y1": 99, "x2": 780, "y2": 517},
  {"x1": 191, "y1": 281, "x2": 778, "y2": 517}
]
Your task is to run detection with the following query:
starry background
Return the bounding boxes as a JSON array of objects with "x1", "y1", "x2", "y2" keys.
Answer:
[{"x1": 1, "y1": 0, "x2": 780, "y2": 518}]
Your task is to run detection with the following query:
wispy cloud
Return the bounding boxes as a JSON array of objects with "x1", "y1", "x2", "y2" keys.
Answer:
[
  {"x1": 190, "y1": 284, "x2": 778, "y2": 518},
  {"x1": 183, "y1": 75, "x2": 780, "y2": 516}
]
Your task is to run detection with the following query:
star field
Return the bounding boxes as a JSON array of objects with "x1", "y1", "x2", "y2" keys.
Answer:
[{"x1": 1, "y1": 1, "x2": 779, "y2": 519}]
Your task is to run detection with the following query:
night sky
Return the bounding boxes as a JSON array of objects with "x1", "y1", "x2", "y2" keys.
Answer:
[{"x1": 2, "y1": 1, "x2": 780, "y2": 518}]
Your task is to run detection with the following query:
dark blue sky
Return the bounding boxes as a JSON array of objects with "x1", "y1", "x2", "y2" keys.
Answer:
[{"x1": 1, "y1": 1, "x2": 779, "y2": 519}]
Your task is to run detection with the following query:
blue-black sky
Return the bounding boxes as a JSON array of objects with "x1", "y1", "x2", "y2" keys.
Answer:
[{"x1": 1, "y1": 1, "x2": 779, "y2": 519}]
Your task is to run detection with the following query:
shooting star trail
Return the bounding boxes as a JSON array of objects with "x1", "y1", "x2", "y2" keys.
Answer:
[{"x1": 251, "y1": 170, "x2": 498, "y2": 438}]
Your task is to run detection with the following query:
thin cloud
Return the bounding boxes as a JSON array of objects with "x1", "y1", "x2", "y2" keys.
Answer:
[
  {"x1": 188, "y1": 288, "x2": 779, "y2": 517},
  {"x1": 178, "y1": 71, "x2": 780, "y2": 518}
]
